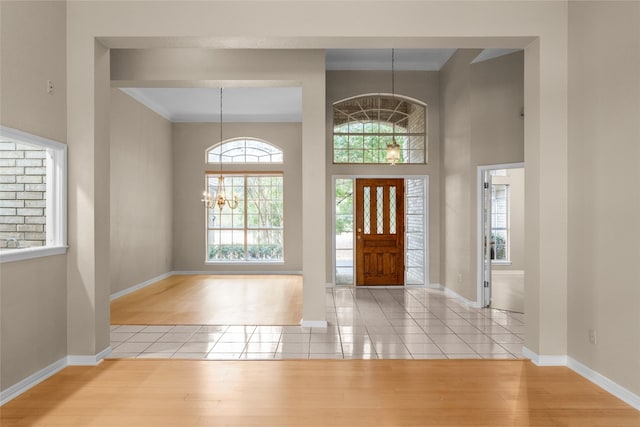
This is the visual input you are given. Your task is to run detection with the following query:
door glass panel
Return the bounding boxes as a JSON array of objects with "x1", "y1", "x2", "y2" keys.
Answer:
[
  {"x1": 364, "y1": 186, "x2": 371, "y2": 234},
  {"x1": 376, "y1": 186, "x2": 384, "y2": 234},
  {"x1": 389, "y1": 186, "x2": 396, "y2": 234}
]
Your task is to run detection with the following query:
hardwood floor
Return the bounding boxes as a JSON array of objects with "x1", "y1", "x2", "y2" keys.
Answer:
[
  {"x1": 110, "y1": 275, "x2": 302, "y2": 325},
  {"x1": 2, "y1": 360, "x2": 638, "y2": 426}
]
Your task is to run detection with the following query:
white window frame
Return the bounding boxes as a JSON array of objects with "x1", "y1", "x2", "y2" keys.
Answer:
[
  {"x1": 0, "y1": 126, "x2": 67, "y2": 263},
  {"x1": 204, "y1": 172, "x2": 284, "y2": 264},
  {"x1": 491, "y1": 183, "x2": 511, "y2": 264}
]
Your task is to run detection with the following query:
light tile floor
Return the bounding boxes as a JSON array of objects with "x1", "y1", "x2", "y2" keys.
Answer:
[{"x1": 110, "y1": 287, "x2": 524, "y2": 360}]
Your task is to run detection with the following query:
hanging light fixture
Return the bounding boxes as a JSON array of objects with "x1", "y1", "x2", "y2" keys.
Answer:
[
  {"x1": 385, "y1": 48, "x2": 401, "y2": 165},
  {"x1": 202, "y1": 87, "x2": 238, "y2": 211}
]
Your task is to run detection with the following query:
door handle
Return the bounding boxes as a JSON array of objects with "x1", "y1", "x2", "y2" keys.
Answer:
[{"x1": 357, "y1": 228, "x2": 362, "y2": 232}]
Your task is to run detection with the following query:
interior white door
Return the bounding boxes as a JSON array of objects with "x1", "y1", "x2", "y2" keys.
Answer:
[{"x1": 482, "y1": 171, "x2": 492, "y2": 308}]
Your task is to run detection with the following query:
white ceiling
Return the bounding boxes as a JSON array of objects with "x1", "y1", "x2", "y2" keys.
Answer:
[
  {"x1": 119, "y1": 87, "x2": 303, "y2": 123},
  {"x1": 120, "y1": 49, "x2": 521, "y2": 123},
  {"x1": 326, "y1": 48, "x2": 457, "y2": 71}
]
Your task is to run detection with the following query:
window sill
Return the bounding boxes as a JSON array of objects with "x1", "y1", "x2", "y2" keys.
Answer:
[
  {"x1": 491, "y1": 260, "x2": 512, "y2": 266},
  {"x1": 0, "y1": 246, "x2": 68, "y2": 263}
]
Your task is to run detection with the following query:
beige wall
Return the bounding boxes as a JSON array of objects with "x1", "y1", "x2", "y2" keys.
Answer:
[
  {"x1": 326, "y1": 70, "x2": 441, "y2": 285},
  {"x1": 439, "y1": 49, "x2": 481, "y2": 300},
  {"x1": 492, "y1": 168, "x2": 525, "y2": 272},
  {"x1": 470, "y1": 52, "x2": 525, "y2": 280},
  {"x1": 568, "y1": 1, "x2": 640, "y2": 395},
  {"x1": 0, "y1": 0, "x2": 67, "y2": 391},
  {"x1": 440, "y1": 50, "x2": 524, "y2": 301},
  {"x1": 110, "y1": 89, "x2": 173, "y2": 294},
  {"x1": 172, "y1": 122, "x2": 302, "y2": 272},
  {"x1": 66, "y1": 0, "x2": 569, "y2": 366}
]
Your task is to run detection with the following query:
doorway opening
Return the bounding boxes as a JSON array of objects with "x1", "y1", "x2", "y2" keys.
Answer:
[
  {"x1": 333, "y1": 176, "x2": 429, "y2": 287},
  {"x1": 478, "y1": 164, "x2": 525, "y2": 313}
]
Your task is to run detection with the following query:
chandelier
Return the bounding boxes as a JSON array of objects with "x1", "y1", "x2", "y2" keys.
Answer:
[
  {"x1": 202, "y1": 87, "x2": 238, "y2": 211},
  {"x1": 385, "y1": 48, "x2": 401, "y2": 165}
]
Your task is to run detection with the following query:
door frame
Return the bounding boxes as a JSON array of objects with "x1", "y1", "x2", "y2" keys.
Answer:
[
  {"x1": 476, "y1": 162, "x2": 524, "y2": 307},
  {"x1": 332, "y1": 174, "x2": 429, "y2": 287}
]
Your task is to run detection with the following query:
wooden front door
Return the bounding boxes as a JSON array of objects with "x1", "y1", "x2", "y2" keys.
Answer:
[{"x1": 355, "y1": 179, "x2": 405, "y2": 286}]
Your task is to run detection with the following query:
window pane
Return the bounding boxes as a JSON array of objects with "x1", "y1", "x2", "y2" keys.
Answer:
[
  {"x1": 363, "y1": 187, "x2": 370, "y2": 234},
  {"x1": 376, "y1": 186, "x2": 384, "y2": 234},
  {"x1": 333, "y1": 95, "x2": 427, "y2": 164},
  {"x1": 0, "y1": 141, "x2": 48, "y2": 250},
  {"x1": 206, "y1": 173, "x2": 283, "y2": 262},
  {"x1": 389, "y1": 186, "x2": 396, "y2": 234},
  {"x1": 207, "y1": 138, "x2": 283, "y2": 164}
]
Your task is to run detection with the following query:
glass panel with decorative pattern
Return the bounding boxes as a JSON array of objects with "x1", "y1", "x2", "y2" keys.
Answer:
[
  {"x1": 364, "y1": 187, "x2": 371, "y2": 235},
  {"x1": 376, "y1": 186, "x2": 384, "y2": 234}
]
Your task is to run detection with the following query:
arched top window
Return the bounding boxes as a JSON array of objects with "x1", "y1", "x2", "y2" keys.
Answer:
[
  {"x1": 333, "y1": 94, "x2": 427, "y2": 164},
  {"x1": 207, "y1": 138, "x2": 283, "y2": 164}
]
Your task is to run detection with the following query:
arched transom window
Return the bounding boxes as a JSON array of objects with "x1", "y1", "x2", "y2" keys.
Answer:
[
  {"x1": 333, "y1": 94, "x2": 427, "y2": 164},
  {"x1": 207, "y1": 138, "x2": 283, "y2": 164}
]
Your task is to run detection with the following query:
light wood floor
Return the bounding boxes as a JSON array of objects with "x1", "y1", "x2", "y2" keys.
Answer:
[
  {"x1": 110, "y1": 275, "x2": 302, "y2": 325},
  {"x1": 2, "y1": 360, "x2": 638, "y2": 426}
]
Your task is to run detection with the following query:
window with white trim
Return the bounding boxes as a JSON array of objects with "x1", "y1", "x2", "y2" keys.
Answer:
[
  {"x1": 205, "y1": 137, "x2": 284, "y2": 263},
  {"x1": 206, "y1": 174, "x2": 283, "y2": 262},
  {"x1": 207, "y1": 138, "x2": 283, "y2": 164},
  {"x1": 333, "y1": 94, "x2": 427, "y2": 164},
  {"x1": 0, "y1": 127, "x2": 67, "y2": 262},
  {"x1": 491, "y1": 184, "x2": 509, "y2": 261}
]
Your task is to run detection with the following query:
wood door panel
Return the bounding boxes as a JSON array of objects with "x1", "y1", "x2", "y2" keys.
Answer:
[{"x1": 356, "y1": 178, "x2": 404, "y2": 286}]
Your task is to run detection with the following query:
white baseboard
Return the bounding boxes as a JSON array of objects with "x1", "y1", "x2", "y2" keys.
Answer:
[
  {"x1": 522, "y1": 348, "x2": 639, "y2": 410},
  {"x1": 567, "y1": 357, "x2": 640, "y2": 410},
  {"x1": 428, "y1": 283, "x2": 443, "y2": 289},
  {"x1": 443, "y1": 286, "x2": 481, "y2": 308},
  {"x1": 0, "y1": 356, "x2": 67, "y2": 406},
  {"x1": 174, "y1": 270, "x2": 303, "y2": 275},
  {"x1": 521, "y1": 347, "x2": 567, "y2": 366},
  {"x1": 301, "y1": 320, "x2": 328, "y2": 328},
  {"x1": 110, "y1": 272, "x2": 173, "y2": 301},
  {"x1": 325, "y1": 282, "x2": 334, "y2": 288},
  {"x1": 67, "y1": 347, "x2": 112, "y2": 366}
]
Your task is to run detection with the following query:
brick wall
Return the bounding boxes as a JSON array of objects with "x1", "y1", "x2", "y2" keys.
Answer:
[{"x1": 0, "y1": 141, "x2": 47, "y2": 249}]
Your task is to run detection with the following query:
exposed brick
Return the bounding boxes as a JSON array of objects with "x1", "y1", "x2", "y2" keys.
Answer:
[
  {"x1": 24, "y1": 167, "x2": 45, "y2": 175},
  {"x1": 16, "y1": 159, "x2": 43, "y2": 167},
  {"x1": 0, "y1": 224, "x2": 17, "y2": 232},
  {"x1": 16, "y1": 175, "x2": 42, "y2": 184},
  {"x1": 0, "y1": 159, "x2": 16, "y2": 167},
  {"x1": 17, "y1": 208, "x2": 43, "y2": 216},
  {"x1": 0, "y1": 192, "x2": 16, "y2": 199},
  {"x1": 25, "y1": 216, "x2": 45, "y2": 224},
  {"x1": 16, "y1": 192, "x2": 42, "y2": 200},
  {"x1": 0, "y1": 176, "x2": 16, "y2": 183},
  {"x1": 15, "y1": 143, "x2": 43, "y2": 151},
  {"x1": 0, "y1": 167, "x2": 24, "y2": 175},
  {"x1": 25, "y1": 232, "x2": 45, "y2": 240},
  {"x1": 24, "y1": 151, "x2": 46, "y2": 159},
  {"x1": 0, "y1": 208, "x2": 16, "y2": 216},
  {"x1": 25, "y1": 184, "x2": 46, "y2": 192},
  {"x1": 24, "y1": 200, "x2": 45, "y2": 208},
  {"x1": 0, "y1": 184, "x2": 24, "y2": 192},
  {"x1": 0, "y1": 151, "x2": 24, "y2": 159},
  {"x1": 17, "y1": 224, "x2": 43, "y2": 232},
  {"x1": 0, "y1": 216, "x2": 24, "y2": 224},
  {"x1": 20, "y1": 240, "x2": 43, "y2": 248},
  {"x1": 0, "y1": 200, "x2": 23, "y2": 208},
  {"x1": 0, "y1": 232, "x2": 22, "y2": 240},
  {"x1": 0, "y1": 142, "x2": 16, "y2": 150}
]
